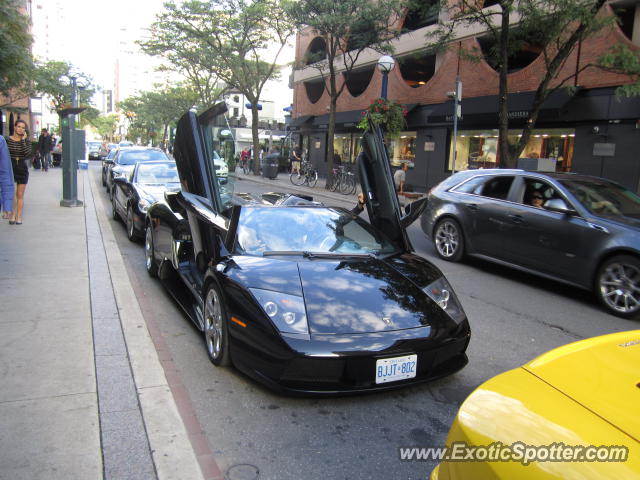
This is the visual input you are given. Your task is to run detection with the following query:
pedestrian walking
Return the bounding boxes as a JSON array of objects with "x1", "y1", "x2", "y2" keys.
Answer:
[
  {"x1": 0, "y1": 135, "x2": 14, "y2": 220},
  {"x1": 38, "y1": 128, "x2": 53, "y2": 171},
  {"x1": 7, "y1": 119, "x2": 31, "y2": 224},
  {"x1": 289, "y1": 145, "x2": 301, "y2": 176}
]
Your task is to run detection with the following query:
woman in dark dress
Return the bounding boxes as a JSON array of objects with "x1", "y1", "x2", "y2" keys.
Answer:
[{"x1": 7, "y1": 119, "x2": 31, "y2": 224}]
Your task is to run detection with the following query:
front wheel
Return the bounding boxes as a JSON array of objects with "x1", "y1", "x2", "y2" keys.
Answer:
[
  {"x1": 203, "y1": 284, "x2": 231, "y2": 366},
  {"x1": 433, "y1": 218, "x2": 465, "y2": 262},
  {"x1": 596, "y1": 255, "x2": 640, "y2": 319},
  {"x1": 111, "y1": 192, "x2": 120, "y2": 222},
  {"x1": 126, "y1": 204, "x2": 138, "y2": 241},
  {"x1": 144, "y1": 224, "x2": 158, "y2": 277},
  {"x1": 290, "y1": 171, "x2": 305, "y2": 186},
  {"x1": 307, "y1": 170, "x2": 318, "y2": 188}
]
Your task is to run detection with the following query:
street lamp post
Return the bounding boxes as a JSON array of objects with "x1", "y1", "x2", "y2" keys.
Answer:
[
  {"x1": 59, "y1": 75, "x2": 85, "y2": 207},
  {"x1": 377, "y1": 55, "x2": 395, "y2": 100}
]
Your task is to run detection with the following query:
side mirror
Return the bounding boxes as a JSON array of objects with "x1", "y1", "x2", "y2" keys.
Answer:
[
  {"x1": 113, "y1": 176, "x2": 127, "y2": 186},
  {"x1": 544, "y1": 198, "x2": 577, "y2": 215},
  {"x1": 400, "y1": 196, "x2": 429, "y2": 229}
]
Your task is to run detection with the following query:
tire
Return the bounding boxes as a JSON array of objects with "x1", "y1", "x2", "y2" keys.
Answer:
[
  {"x1": 328, "y1": 175, "x2": 339, "y2": 192},
  {"x1": 111, "y1": 192, "x2": 120, "y2": 221},
  {"x1": 340, "y1": 174, "x2": 353, "y2": 194},
  {"x1": 433, "y1": 218, "x2": 465, "y2": 262},
  {"x1": 101, "y1": 170, "x2": 106, "y2": 187},
  {"x1": 596, "y1": 255, "x2": 640, "y2": 319},
  {"x1": 203, "y1": 283, "x2": 230, "y2": 366},
  {"x1": 126, "y1": 203, "x2": 137, "y2": 241},
  {"x1": 290, "y1": 172, "x2": 305, "y2": 186},
  {"x1": 144, "y1": 224, "x2": 158, "y2": 278},
  {"x1": 307, "y1": 170, "x2": 318, "y2": 188}
]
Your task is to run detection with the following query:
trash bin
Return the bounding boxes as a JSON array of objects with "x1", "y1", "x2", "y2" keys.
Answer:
[{"x1": 262, "y1": 153, "x2": 280, "y2": 179}]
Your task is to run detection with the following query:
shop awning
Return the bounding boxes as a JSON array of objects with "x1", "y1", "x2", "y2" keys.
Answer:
[
  {"x1": 289, "y1": 115, "x2": 314, "y2": 128},
  {"x1": 311, "y1": 110, "x2": 365, "y2": 128},
  {"x1": 427, "y1": 89, "x2": 577, "y2": 123}
]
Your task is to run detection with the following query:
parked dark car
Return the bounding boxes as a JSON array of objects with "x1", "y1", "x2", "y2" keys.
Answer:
[
  {"x1": 101, "y1": 148, "x2": 118, "y2": 186},
  {"x1": 111, "y1": 160, "x2": 180, "y2": 241},
  {"x1": 104, "y1": 147, "x2": 169, "y2": 195},
  {"x1": 87, "y1": 141, "x2": 102, "y2": 160},
  {"x1": 144, "y1": 103, "x2": 470, "y2": 395},
  {"x1": 420, "y1": 169, "x2": 640, "y2": 319}
]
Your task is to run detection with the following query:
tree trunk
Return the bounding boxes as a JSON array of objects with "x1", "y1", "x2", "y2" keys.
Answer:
[
  {"x1": 497, "y1": 2, "x2": 513, "y2": 168},
  {"x1": 250, "y1": 102, "x2": 261, "y2": 175},
  {"x1": 326, "y1": 63, "x2": 338, "y2": 189}
]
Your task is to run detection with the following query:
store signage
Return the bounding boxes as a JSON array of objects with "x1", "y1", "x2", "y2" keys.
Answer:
[
  {"x1": 508, "y1": 111, "x2": 529, "y2": 119},
  {"x1": 593, "y1": 143, "x2": 616, "y2": 157},
  {"x1": 424, "y1": 141, "x2": 435, "y2": 152},
  {"x1": 445, "y1": 115, "x2": 463, "y2": 122},
  {"x1": 315, "y1": 141, "x2": 321, "y2": 149}
]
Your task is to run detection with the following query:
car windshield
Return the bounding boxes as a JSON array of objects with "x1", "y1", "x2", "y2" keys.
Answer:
[
  {"x1": 119, "y1": 150, "x2": 168, "y2": 165},
  {"x1": 136, "y1": 162, "x2": 179, "y2": 184},
  {"x1": 236, "y1": 207, "x2": 399, "y2": 257},
  {"x1": 88, "y1": 142, "x2": 101, "y2": 149},
  {"x1": 559, "y1": 178, "x2": 640, "y2": 218},
  {"x1": 106, "y1": 149, "x2": 117, "y2": 160}
]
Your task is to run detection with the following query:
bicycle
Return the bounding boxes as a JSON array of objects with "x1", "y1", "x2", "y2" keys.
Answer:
[
  {"x1": 290, "y1": 160, "x2": 318, "y2": 187},
  {"x1": 327, "y1": 165, "x2": 356, "y2": 195}
]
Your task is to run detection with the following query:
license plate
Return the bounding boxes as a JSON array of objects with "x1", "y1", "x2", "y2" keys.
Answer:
[{"x1": 375, "y1": 354, "x2": 417, "y2": 384}]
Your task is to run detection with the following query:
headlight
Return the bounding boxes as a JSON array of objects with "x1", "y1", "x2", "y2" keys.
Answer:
[
  {"x1": 249, "y1": 288, "x2": 309, "y2": 334},
  {"x1": 138, "y1": 197, "x2": 152, "y2": 213},
  {"x1": 423, "y1": 277, "x2": 466, "y2": 323}
]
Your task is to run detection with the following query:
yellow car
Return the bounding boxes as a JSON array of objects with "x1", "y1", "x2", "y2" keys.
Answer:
[{"x1": 431, "y1": 330, "x2": 640, "y2": 479}]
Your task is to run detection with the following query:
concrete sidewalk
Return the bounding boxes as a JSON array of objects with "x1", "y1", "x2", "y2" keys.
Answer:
[{"x1": 0, "y1": 167, "x2": 203, "y2": 480}]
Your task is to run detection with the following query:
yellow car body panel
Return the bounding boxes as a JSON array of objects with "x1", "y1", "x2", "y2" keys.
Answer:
[{"x1": 432, "y1": 330, "x2": 640, "y2": 480}]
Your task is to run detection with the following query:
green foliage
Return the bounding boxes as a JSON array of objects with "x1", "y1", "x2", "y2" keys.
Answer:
[
  {"x1": 599, "y1": 44, "x2": 640, "y2": 97},
  {"x1": 118, "y1": 84, "x2": 199, "y2": 146},
  {"x1": 91, "y1": 114, "x2": 119, "y2": 139},
  {"x1": 145, "y1": 0, "x2": 296, "y2": 172},
  {"x1": 286, "y1": 0, "x2": 404, "y2": 177},
  {"x1": 426, "y1": 0, "x2": 612, "y2": 167},
  {"x1": 0, "y1": 0, "x2": 34, "y2": 97},
  {"x1": 357, "y1": 98, "x2": 408, "y2": 139},
  {"x1": 31, "y1": 60, "x2": 95, "y2": 110}
]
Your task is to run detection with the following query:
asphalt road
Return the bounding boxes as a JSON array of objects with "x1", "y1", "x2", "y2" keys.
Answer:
[{"x1": 88, "y1": 164, "x2": 637, "y2": 480}]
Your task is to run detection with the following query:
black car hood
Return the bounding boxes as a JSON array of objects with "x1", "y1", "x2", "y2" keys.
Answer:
[
  {"x1": 299, "y1": 257, "x2": 443, "y2": 334},
  {"x1": 230, "y1": 255, "x2": 448, "y2": 335}
]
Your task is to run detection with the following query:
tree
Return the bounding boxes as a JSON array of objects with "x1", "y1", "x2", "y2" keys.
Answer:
[
  {"x1": 119, "y1": 84, "x2": 199, "y2": 147},
  {"x1": 145, "y1": 0, "x2": 296, "y2": 174},
  {"x1": 0, "y1": 0, "x2": 33, "y2": 100},
  {"x1": 427, "y1": 0, "x2": 616, "y2": 168},
  {"x1": 139, "y1": 9, "x2": 226, "y2": 109},
  {"x1": 599, "y1": 44, "x2": 640, "y2": 97},
  {"x1": 287, "y1": 0, "x2": 405, "y2": 183},
  {"x1": 31, "y1": 61, "x2": 94, "y2": 111},
  {"x1": 91, "y1": 113, "x2": 120, "y2": 140}
]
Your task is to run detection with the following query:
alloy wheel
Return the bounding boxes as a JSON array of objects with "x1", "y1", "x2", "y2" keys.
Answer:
[
  {"x1": 204, "y1": 288, "x2": 223, "y2": 360},
  {"x1": 435, "y1": 220, "x2": 460, "y2": 259},
  {"x1": 598, "y1": 259, "x2": 640, "y2": 317}
]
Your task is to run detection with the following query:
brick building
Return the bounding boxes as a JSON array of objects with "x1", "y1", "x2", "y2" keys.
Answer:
[{"x1": 290, "y1": 1, "x2": 640, "y2": 192}]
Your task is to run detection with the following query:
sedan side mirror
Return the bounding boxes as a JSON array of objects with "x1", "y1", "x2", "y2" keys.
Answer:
[{"x1": 545, "y1": 198, "x2": 577, "y2": 215}]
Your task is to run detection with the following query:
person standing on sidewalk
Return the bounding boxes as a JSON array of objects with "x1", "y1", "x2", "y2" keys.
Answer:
[
  {"x1": 7, "y1": 119, "x2": 31, "y2": 224},
  {"x1": 289, "y1": 145, "x2": 301, "y2": 176},
  {"x1": 38, "y1": 128, "x2": 53, "y2": 171},
  {"x1": 0, "y1": 135, "x2": 14, "y2": 220}
]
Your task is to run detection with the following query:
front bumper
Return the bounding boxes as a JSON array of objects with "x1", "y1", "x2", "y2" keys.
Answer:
[{"x1": 231, "y1": 321, "x2": 470, "y2": 395}]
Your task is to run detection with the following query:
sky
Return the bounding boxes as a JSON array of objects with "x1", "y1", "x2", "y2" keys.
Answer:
[{"x1": 54, "y1": 0, "x2": 295, "y2": 116}]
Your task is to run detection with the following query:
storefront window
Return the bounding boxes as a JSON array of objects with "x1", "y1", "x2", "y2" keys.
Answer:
[
  {"x1": 388, "y1": 132, "x2": 417, "y2": 167},
  {"x1": 333, "y1": 133, "x2": 354, "y2": 164},
  {"x1": 449, "y1": 128, "x2": 574, "y2": 172}
]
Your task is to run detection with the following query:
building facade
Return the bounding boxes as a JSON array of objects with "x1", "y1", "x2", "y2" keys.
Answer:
[{"x1": 290, "y1": 1, "x2": 640, "y2": 193}]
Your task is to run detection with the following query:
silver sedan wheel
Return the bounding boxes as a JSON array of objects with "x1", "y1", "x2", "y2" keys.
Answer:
[
  {"x1": 204, "y1": 288, "x2": 223, "y2": 360},
  {"x1": 435, "y1": 220, "x2": 461, "y2": 259},
  {"x1": 598, "y1": 260, "x2": 640, "y2": 316}
]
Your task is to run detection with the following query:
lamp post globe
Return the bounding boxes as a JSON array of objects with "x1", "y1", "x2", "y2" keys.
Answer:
[{"x1": 377, "y1": 55, "x2": 395, "y2": 99}]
